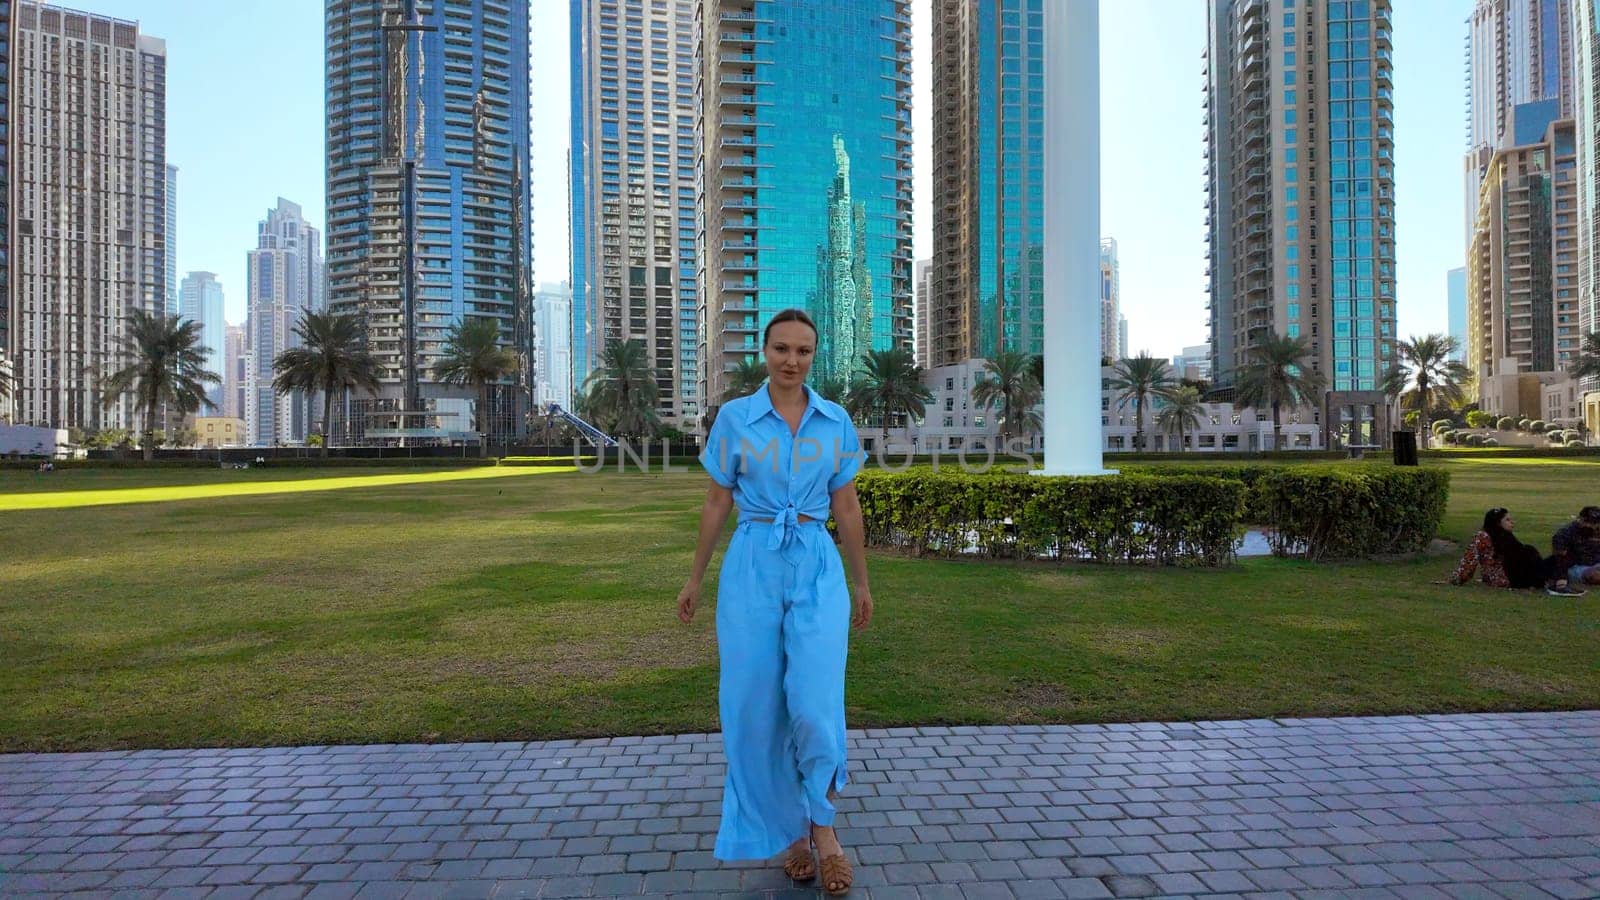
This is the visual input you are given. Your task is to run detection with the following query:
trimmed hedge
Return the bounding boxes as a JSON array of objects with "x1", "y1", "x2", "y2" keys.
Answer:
[
  {"x1": 854, "y1": 464, "x2": 1450, "y2": 566},
  {"x1": 1253, "y1": 466, "x2": 1452, "y2": 560},
  {"x1": 854, "y1": 469, "x2": 1244, "y2": 566}
]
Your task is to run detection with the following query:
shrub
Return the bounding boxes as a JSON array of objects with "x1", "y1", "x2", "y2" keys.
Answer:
[
  {"x1": 854, "y1": 468, "x2": 1244, "y2": 567},
  {"x1": 1481, "y1": 437, "x2": 1499, "y2": 447},
  {"x1": 1530, "y1": 420, "x2": 1547, "y2": 432},
  {"x1": 1497, "y1": 416, "x2": 1516, "y2": 430},
  {"x1": 1430, "y1": 419, "x2": 1451, "y2": 434},
  {"x1": 1517, "y1": 418, "x2": 1532, "y2": 431},
  {"x1": 1251, "y1": 467, "x2": 1452, "y2": 561},
  {"x1": 1466, "y1": 410, "x2": 1492, "y2": 428},
  {"x1": 854, "y1": 465, "x2": 1450, "y2": 565},
  {"x1": 1567, "y1": 439, "x2": 1587, "y2": 448}
]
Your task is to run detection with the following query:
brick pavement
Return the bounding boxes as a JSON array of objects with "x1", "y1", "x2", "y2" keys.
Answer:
[{"x1": 2, "y1": 711, "x2": 1598, "y2": 898}]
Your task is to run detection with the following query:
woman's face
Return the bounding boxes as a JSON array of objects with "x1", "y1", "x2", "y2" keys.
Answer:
[
  {"x1": 764, "y1": 320, "x2": 816, "y2": 390},
  {"x1": 1500, "y1": 513, "x2": 1517, "y2": 531}
]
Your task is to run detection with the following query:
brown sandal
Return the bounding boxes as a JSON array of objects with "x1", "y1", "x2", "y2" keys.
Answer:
[
  {"x1": 819, "y1": 853, "x2": 853, "y2": 895},
  {"x1": 782, "y1": 842, "x2": 816, "y2": 882}
]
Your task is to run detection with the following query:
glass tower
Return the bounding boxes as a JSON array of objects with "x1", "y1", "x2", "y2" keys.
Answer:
[
  {"x1": 1575, "y1": 0, "x2": 1600, "y2": 392},
  {"x1": 1206, "y1": 0, "x2": 1396, "y2": 393},
  {"x1": 325, "y1": 0, "x2": 533, "y2": 445},
  {"x1": 928, "y1": 0, "x2": 1045, "y2": 367},
  {"x1": 180, "y1": 271, "x2": 228, "y2": 410},
  {"x1": 1464, "y1": 0, "x2": 1574, "y2": 285},
  {"x1": 698, "y1": 0, "x2": 913, "y2": 409},
  {"x1": 165, "y1": 164, "x2": 178, "y2": 318},
  {"x1": 570, "y1": 0, "x2": 700, "y2": 427}
]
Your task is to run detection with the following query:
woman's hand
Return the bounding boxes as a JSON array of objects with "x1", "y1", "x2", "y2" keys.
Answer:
[
  {"x1": 852, "y1": 586, "x2": 873, "y2": 629},
  {"x1": 677, "y1": 580, "x2": 701, "y2": 623}
]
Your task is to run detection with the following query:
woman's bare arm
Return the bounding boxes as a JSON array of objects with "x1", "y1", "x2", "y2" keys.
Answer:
[
  {"x1": 678, "y1": 483, "x2": 735, "y2": 622},
  {"x1": 830, "y1": 482, "x2": 873, "y2": 628}
]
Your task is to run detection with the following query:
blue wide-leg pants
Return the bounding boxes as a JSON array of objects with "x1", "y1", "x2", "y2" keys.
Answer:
[{"x1": 713, "y1": 518, "x2": 851, "y2": 861}]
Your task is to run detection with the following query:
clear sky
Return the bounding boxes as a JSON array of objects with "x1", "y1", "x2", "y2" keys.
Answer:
[{"x1": 56, "y1": 0, "x2": 1470, "y2": 360}]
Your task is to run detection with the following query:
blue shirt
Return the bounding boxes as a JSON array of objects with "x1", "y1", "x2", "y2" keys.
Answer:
[{"x1": 700, "y1": 383, "x2": 864, "y2": 544}]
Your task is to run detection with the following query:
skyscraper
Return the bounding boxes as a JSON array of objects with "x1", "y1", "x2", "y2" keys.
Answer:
[
  {"x1": 1575, "y1": 0, "x2": 1600, "y2": 392},
  {"x1": 533, "y1": 281, "x2": 573, "y2": 410},
  {"x1": 224, "y1": 324, "x2": 247, "y2": 422},
  {"x1": 928, "y1": 0, "x2": 1045, "y2": 367},
  {"x1": 1464, "y1": 0, "x2": 1573, "y2": 248},
  {"x1": 569, "y1": 0, "x2": 698, "y2": 427},
  {"x1": 914, "y1": 258, "x2": 932, "y2": 370},
  {"x1": 1447, "y1": 266, "x2": 1468, "y2": 361},
  {"x1": 1468, "y1": 114, "x2": 1580, "y2": 380},
  {"x1": 0, "y1": 0, "x2": 14, "y2": 378},
  {"x1": 1205, "y1": 0, "x2": 1396, "y2": 392},
  {"x1": 180, "y1": 272, "x2": 227, "y2": 410},
  {"x1": 165, "y1": 165, "x2": 179, "y2": 318},
  {"x1": 697, "y1": 0, "x2": 913, "y2": 408},
  {"x1": 10, "y1": 2, "x2": 167, "y2": 431},
  {"x1": 246, "y1": 199, "x2": 323, "y2": 446},
  {"x1": 1099, "y1": 238, "x2": 1120, "y2": 361},
  {"x1": 325, "y1": 0, "x2": 533, "y2": 445}
]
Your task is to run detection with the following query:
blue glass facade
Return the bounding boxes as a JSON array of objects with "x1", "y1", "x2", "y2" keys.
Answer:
[
  {"x1": 1323, "y1": 0, "x2": 1393, "y2": 391},
  {"x1": 990, "y1": 0, "x2": 1044, "y2": 358},
  {"x1": 704, "y1": 0, "x2": 913, "y2": 397},
  {"x1": 569, "y1": 1, "x2": 590, "y2": 390},
  {"x1": 927, "y1": 0, "x2": 1043, "y2": 366},
  {"x1": 325, "y1": 0, "x2": 532, "y2": 440}
]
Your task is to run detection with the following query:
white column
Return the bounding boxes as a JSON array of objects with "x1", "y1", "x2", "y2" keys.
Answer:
[{"x1": 1040, "y1": 0, "x2": 1111, "y2": 475}]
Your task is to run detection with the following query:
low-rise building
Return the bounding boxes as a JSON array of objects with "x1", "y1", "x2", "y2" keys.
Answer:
[
  {"x1": 191, "y1": 417, "x2": 246, "y2": 449},
  {"x1": 858, "y1": 360, "x2": 1323, "y2": 456},
  {"x1": 1479, "y1": 363, "x2": 1575, "y2": 420}
]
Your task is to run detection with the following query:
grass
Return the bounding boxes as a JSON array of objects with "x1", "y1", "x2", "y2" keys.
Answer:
[{"x1": 1, "y1": 457, "x2": 1597, "y2": 752}]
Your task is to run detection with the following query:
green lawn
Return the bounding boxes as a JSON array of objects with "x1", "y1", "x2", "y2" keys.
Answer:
[{"x1": 1, "y1": 457, "x2": 1596, "y2": 752}]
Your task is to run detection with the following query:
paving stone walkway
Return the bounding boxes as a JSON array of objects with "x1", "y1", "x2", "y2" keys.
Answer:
[{"x1": 2, "y1": 711, "x2": 1599, "y2": 899}]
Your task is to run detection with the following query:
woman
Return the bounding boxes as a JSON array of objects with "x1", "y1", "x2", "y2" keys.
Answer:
[
  {"x1": 1451, "y1": 508, "x2": 1584, "y2": 595},
  {"x1": 677, "y1": 308, "x2": 873, "y2": 895}
]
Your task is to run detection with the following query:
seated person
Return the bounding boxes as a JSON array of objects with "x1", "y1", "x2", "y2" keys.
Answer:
[
  {"x1": 1552, "y1": 505, "x2": 1600, "y2": 588},
  {"x1": 1452, "y1": 508, "x2": 1584, "y2": 596}
]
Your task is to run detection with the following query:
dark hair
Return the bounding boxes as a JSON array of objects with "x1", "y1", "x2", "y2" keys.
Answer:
[
  {"x1": 1482, "y1": 507, "x2": 1519, "y2": 562},
  {"x1": 1580, "y1": 506, "x2": 1600, "y2": 525},
  {"x1": 763, "y1": 308, "x2": 818, "y2": 348}
]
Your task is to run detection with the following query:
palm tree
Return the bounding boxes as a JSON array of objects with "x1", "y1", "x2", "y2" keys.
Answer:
[
  {"x1": 101, "y1": 309, "x2": 222, "y2": 460},
  {"x1": 1377, "y1": 364, "x2": 1410, "y2": 447},
  {"x1": 851, "y1": 348, "x2": 933, "y2": 451},
  {"x1": 581, "y1": 338, "x2": 661, "y2": 439},
  {"x1": 271, "y1": 311, "x2": 384, "y2": 458},
  {"x1": 432, "y1": 317, "x2": 520, "y2": 456},
  {"x1": 1107, "y1": 353, "x2": 1177, "y2": 452},
  {"x1": 971, "y1": 350, "x2": 1043, "y2": 443},
  {"x1": 1233, "y1": 333, "x2": 1326, "y2": 451},
  {"x1": 722, "y1": 356, "x2": 768, "y2": 403},
  {"x1": 1396, "y1": 333, "x2": 1471, "y2": 449},
  {"x1": 1570, "y1": 330, "x2": 1600, "y2": 382},
  {"x1": 1156, "y1": 385, "x2": 1205, "y2": 452},
  {"x1": 812, "y1": 375, "x2": 849, "y2": 405}
]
